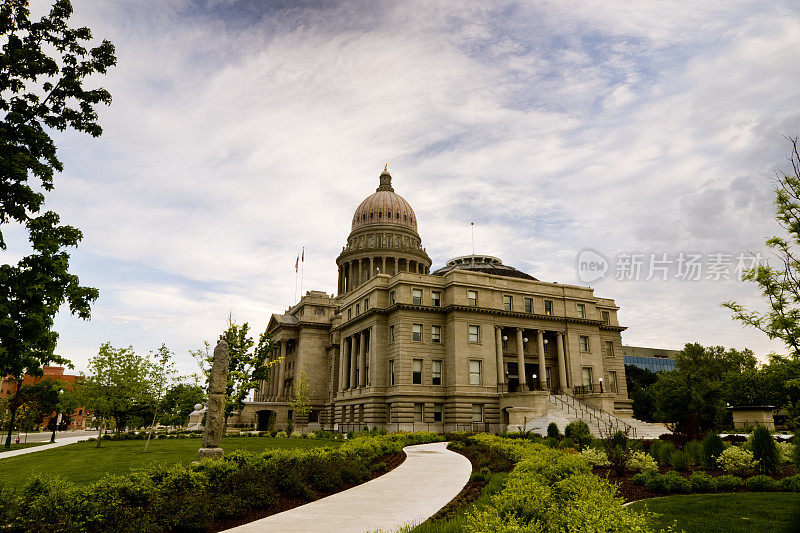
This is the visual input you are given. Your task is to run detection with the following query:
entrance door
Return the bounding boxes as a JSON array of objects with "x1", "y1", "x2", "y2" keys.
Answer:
[
  {"x1": 525, "y1": 363, "x2": 537, "y2": 390},
  {"x1": 256, "y1": 410, "x2": 275, "y2": 431}
]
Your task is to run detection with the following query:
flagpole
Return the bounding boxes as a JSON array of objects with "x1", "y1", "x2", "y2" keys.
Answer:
[
  {"x1": 294, "y1": 252, "x2": 299, "y2": 303},
  {"x1": 300, "y1": 246, "x2": 305, "y2": 298}
]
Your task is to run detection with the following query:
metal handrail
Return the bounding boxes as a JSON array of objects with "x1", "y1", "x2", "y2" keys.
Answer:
[{"x1": 549, "y1": 389, "x2": 636, "y2": 437}]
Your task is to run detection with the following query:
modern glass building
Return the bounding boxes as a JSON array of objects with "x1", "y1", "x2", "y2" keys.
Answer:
[{"x1": 623, "y1": 355, "x2": 676, "y2": 372}]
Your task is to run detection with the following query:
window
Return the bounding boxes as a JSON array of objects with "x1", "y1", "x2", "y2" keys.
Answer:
[
  {"x1": 580, "y1": 335, "x2": 590, "y2": 352},
  {"x1": 390, "y1": 291, "x2": 396, "y2": 304},
  {"x1": 468, "y1": 290, "x2": 478, "y2": 306},
  {"x1": 412, "y1": 288, "x2": 422, "y2": 305},
  {"x1": 544, "y1": 300, "x2": 553, "y2": 315},
  {"x1": 412, "y1": 359, "x2": 423, "y2": 384},
  {"x1": 472, "y1": 404, "x2": 483, "y2": 423},
  {"x1": 431, "y1": 325, "x2": 441, "y2": 343},
  {"x1": 469, "y1": 359, "x2": 482, "y2": 385},
  {"x1": 577, "y1": 303, "x2": 586, "y2": 318},
  {"x1": 432, "y1": 360, "x2": 442, "y2": 385},
  {"x1": 524, "y1": 297, "x2": 533, "y2": 313},
  {"x1": 608, "y1": 371, "x2": 618, "y2": 393},
  {"x1": 581, "y1": 367, "x2": 593, "y2": 387},
  {"x1": 390, "y1": 325, "x2": 395, "y2": 342},
  {"x1": 503, "y1": 295, "x2": 513, "y2": 311},
  {"x1": 355, "y1": 303, "x2": 360, "y2": 315},
  {"x1": 468, "y1": 325, "x2": 480, "y2": 343},
  {"x1": 601, "y1": 310, "x2": 610, "y2": 324},
  {"x1": 364, "y1": 297, "x2": 369, "y2": 310},
  {"x1": 433, "y1": 403, "x2": 443, "y2": 422},
  {"x1": 432, "y1": 290, "x2": 441, "y2": 307},
  {"x1": 605, "y1": 340, "x2": 614, "y2": 357},
  {"x1": 348, "y1": 308, "x2": 352, "y2": 320},
  {"x1": 412, "y1": 324, "x2": 423, "y2": 342},
  {"x1": 389, "y1": 359, "x2": 395, "y2": 385},
  {"x1": 414, "y1": 403, "x2": 423, "y2": 422}
]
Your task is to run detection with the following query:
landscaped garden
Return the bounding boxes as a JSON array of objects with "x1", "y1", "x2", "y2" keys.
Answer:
[{"x1": 0, "y1": 431, "x2": 342, "y2": 486}]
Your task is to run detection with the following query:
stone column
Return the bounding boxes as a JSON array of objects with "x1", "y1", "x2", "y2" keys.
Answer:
[
  {"x1": 266, "y1": 353, "x2": 274, "y2": 399},
  {"x1": 358, "y1": 331, "x2": 367, "y2": 387},
  {"x1": 516, "y1": 328, "x2": 527, "y2": 391},
  {"x1": 339, "y1": 337, "x2": 348, "y2": 391},
  {"x1": 338, "y1": 266, "x2": 343, "y2": 294},
  {"x1": 557, "y1": 332, "x2": 567, "y2": 393},
  {"x1": 277, "y1": 343, "x2": 286, "y2": 399},
  {"x1": 369, "y1": 257, "x2": 374, "y2": 280},
  {"x1": 495, "y1": 327, "x2": 505, "y2": 386},
  {"x1": 199, "y1": 340, "x2": 229, "y2": 460},
  {"x1": 350, "y1": 334, "x2": 358, "y2": 389},
  {"x1": 369, "y1": 327, "x2": 375, "y2": 386},
  {"x1": 537, "y1": 330, "x2": 547, "y2": 390},
  {"x1": 381, "y1": 256, "x2": 386, "y2": 274}
]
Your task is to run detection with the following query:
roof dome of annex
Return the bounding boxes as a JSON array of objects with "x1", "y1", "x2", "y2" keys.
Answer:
[
  {"x1": 432, "y1": 254, "x2": 538, "y2": 280},
  {"x1": 351, "y1": 169, "x2": 418, "y2": 232}
]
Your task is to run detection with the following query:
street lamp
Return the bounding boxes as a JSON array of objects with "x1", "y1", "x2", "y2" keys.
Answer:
[
  {"x1": 543, "y1": 338, "x2": 548, "y2": 344},
  {"x1": 598, "y1": 377, "x2": 604, "y2": 393},
  {"x1": 502, "y1": 335, "x2": 508, "y2": 341},
  {"x1": 532, "y1": 374, "x2": 537, "y2": 390}
]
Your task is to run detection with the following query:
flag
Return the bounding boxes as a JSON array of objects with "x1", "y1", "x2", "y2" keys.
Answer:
[
  {"x1": 295, "y1": 254, "x2": 299, "y2": 272},
  {"x1": 301, "y1": 247, "x2": 304, "y2": 262}
]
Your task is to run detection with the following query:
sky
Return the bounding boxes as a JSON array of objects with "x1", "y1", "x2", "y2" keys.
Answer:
[{"x1": 8, "y1": 0, "x2": 800, "y2": 376}]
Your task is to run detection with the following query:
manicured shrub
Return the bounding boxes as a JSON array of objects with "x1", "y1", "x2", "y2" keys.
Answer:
[
  {"x1": 630, "y1": 471, "x2": 655, "y2": 486},
  {"x1": 777, "y1": 441, "x2": 795, "y2": 464},
  {"x1": 689, "y1": 471, "x2": 714, "y2": 492},
  {"x1": 564, "y1": 420, "x2": 592, "y2": 449},
  {"x1": 627, "y1": 451, "x2": 658, "y2": 473},
  {"x1": 702, "y1": 432, "x2": 725, "y2": 468},
  {"x1": 747, "y1": 475, "x2": 777, "y2": 492},
  {"x1": 580, "y1": 447, "x2": 610, "y2": 467},
  {"x1": 650, "y1": 440, "x2": 675, "y2": 466},
  {"x1": 751, "y1": 425, "x2": 779, "y2": 474},
  {"x1": 547, "y1": 422, "x2": 560, "y2": 439},
  {"x1": 558, "y1": 437, "x2": 575, "y2": 450},
  {"x1": 645, "y1": 471, "x2": 690, "y2": 494},
  {"x1": 670, "y1": 449, "x2": 691, "y2": 472},
  {"x1": 714, "y1": 475, "x2": 744, "y2": 492},
  {"x1": 544, "y1": 437, "x2": 559, "y2": 448},
  {"x1": 275, "y1": 430, "x2": 288, "y2": 438},
  {"x1": 717, "y1": 446, "x2": 758, "y2": 476},
  {"x1": 794, "y1": 431, "x2": 800, "y2": 468},
  {"x1": 778, "y1": 474, "x2": 800, "y2": 492},
  {"x1": 684, "y1": 440, "x2": 703, "y2": 466}
]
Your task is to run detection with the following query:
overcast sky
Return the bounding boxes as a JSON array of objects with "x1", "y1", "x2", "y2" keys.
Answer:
[{"x1": 10, "y1": 0, "x2": 800, "y2": 376}]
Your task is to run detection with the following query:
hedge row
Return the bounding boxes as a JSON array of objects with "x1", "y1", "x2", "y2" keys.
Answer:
[
  {"x1": 632, "y1": 470, "x2": 800, "y2": 494},
  {"x1": 0, "y1": 432, "x2": 443, "y2": 532},
  {"x1": 450, "y1": 434, "x2": 656, "y2": 532}
]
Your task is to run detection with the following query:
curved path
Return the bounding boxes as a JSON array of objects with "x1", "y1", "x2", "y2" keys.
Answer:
[
  {"x1": 223, "y1": 441, "x2": 471, "y2": 533},
  {"x1": 0, "y1": 433, "x2": 95, "y2": 459}
]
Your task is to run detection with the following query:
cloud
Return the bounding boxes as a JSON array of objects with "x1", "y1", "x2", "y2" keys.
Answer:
[{"x1": 12, "y1": 0, "x2": 798, "y2": 372}]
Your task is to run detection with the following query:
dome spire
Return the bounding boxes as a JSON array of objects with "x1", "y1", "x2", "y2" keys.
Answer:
[{"x1": 377, "y1": 166, "x2": 393, "y2": 192}]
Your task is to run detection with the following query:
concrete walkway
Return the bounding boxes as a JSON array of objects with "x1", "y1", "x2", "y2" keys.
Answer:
[
  {"x1": 0, "y1": 433, "x2": 95, "y2": 459},
  {"x1": 223, "y1": 441, "x2": 472, "y2": 533}
]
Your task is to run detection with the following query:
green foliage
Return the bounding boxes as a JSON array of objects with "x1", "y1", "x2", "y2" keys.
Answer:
[
  {"x1": 717, "y1": 446, "x2": 758, "y2": 475},
  {"x1": 751, "y1": 425, "x2": 780, "y2": 474},
  {"x1": 579, "y1": 447, "x2": 610, "y2": 467},
  {"x1": 159, "y1": 383, "x2": 205, "y2": 427},
  {"x1": 626, "y1": 451, "x2": 658, "y2": 473},
  {"x1": 670, "y1": 449, "x2": 691, "y2": 471},
  {"x1": 455, "y1": 434, "x2": 655, "y2": 532},
  {"x1": 779, "y1": 474, "x2": 800, "y2": 492},
  {"x1": 746, "y1": 475, "x2": 777, "y2": 492},
  {"x1": 688, "y1": 471, "x2": 714, "y2": 492},
  {"x1": 289, "y1": 371, "x2": 313, "y2": 423},
  {"x1": 0, "y1": 0, "x2": 115, "y2": 448},
  {"x1": 563, "y1": 420, "x2": 592, "y2": 449},
  {"x1": 624, "y1": 364, "x2": 659, "y2": 422},
  {"x1": 684, "y1": 440, "x2": 702, "y2": 466},
  {"x1": 714, "y1": 475, "x2": 744, "y2": 491},
  {"x1": 702, "y1": 432, "x2": 725, "y2": 468},
  {"x1": 0, "y1": 432, "x2": 443, "y2": 530},
  {"x1": 557, "y1": 437, "x2": 574, "y2": 450},
  {"x1": 546, "y1": 422, "x2": 560, "y2": 439},
  {"x1": 650, "y1": 440, "x2": 675, "y2": 466},
  {"x1": 645, "y1": 471, "x2": 691, "y2": 494}
]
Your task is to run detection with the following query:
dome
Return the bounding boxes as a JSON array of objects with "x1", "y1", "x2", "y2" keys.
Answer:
[
  {"x1": 432, "y1": 255, "x2": 538, "y2": 280},
  {"x1": 351, "y1": 170, "x2": 418, "y2": 232}
]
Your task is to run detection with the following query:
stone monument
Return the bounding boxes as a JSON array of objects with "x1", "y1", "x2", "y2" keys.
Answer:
[{"x1": 198, "y1": 339, "x2": 230, "y2": 460}]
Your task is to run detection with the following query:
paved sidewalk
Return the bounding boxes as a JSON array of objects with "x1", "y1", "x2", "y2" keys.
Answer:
[
  {"x1": 223, "y1": 441, "x2": 472, "y2": 533},
  {"x1": 0, "y1": 434, "x2": 95, "y2": 459}
]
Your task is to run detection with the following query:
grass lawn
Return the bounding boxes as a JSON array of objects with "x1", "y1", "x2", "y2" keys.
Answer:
[
  {"x1": 0, "y1": 442, "x2": 48, "y2": 453},
  {"x1": 0, "y1": 436, "x2": 340, "y2": 487},
  {"x1": 629, "y1": 493, "x2": 800, "y2": 533}
]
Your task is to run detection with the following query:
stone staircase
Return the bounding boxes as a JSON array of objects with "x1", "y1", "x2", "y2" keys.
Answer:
[{"x1": 519, "y1": 393, "x2": 669, "y2": 439}]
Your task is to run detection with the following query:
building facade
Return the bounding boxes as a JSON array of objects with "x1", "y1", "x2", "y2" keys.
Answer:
[
  {"x1": 243, "y1": 170, "x2": 633, "y2": 432},
  {"x1": 0, "y1": 366, "x2": 91, "y2": 430}
]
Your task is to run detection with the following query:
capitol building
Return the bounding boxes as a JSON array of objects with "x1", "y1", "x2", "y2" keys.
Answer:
[{"x1": 241, "y1": 169, "x2": 658, "y2": 435}]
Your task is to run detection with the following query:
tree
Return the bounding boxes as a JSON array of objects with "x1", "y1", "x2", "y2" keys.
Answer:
[
  {"x1": 159, "y1": 383, "x2": 205, "y2": 427},
  {"x1": 82, "y1": 343, "x2": 155, "y2": 447},
  {"x1": 19, "y1": 378, "x2": 59, "y2": 441},
  {"x1": 724, "y1": 137, "x2": 800, "y2": 358},
  {"x1": 289, "y1": 371, "x2": 312, "y2": 430},
  {"x1": 192, "y1": 317, "x2": 275, "y2": 428},
  {"x1": 143, "y1": 344, "x2": 176, "y2": 452},
  {"x1": 0, "y1": 0, "x2": 115, "y2": 449},
  {"x1": 625, "y1": 364, "x2": 659, "y2": 422}
]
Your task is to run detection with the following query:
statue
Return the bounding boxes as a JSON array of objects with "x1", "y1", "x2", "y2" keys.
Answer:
[
  {"x1": 198, "y1": 339, "x2": 229, "y2": 460},
  {"x1": 187, "y1": 403, "x2": 206, "y2": 430}
]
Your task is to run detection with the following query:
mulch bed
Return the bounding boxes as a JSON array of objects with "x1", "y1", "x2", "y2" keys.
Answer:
[{"x1": 211, "y1": 451, "x2": 406, "y2": 532}]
